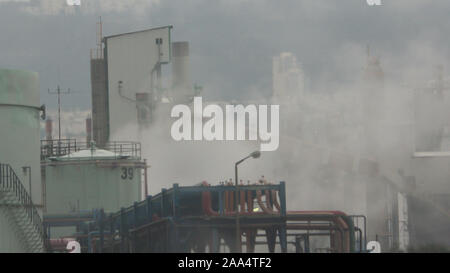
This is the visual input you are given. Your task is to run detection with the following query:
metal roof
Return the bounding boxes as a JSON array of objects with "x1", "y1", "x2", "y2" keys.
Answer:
[
  {"x1": 48, "y1": 148, "x2": 129, "y2": 161},
  {"x1": 103, "y1": 25, "x2": 173, "y2": 41}
]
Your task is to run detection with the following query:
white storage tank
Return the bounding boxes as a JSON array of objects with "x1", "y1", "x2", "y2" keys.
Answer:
[
  {"x1": 0, "y1": 69, "x2": 42, "y2": 205},
  {"x1": 0, "y1": 68, "x2": 44, "y2": 252},
  {"x1": 41, "y1": 142, "x2": 144, "y2": 214}
]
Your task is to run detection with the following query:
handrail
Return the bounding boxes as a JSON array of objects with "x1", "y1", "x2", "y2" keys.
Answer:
[
  {"x1": 40, "y1": 139, "x2": 142, "y2": 160},
  {"x1": 0, "y1": 163, "x2": 45, "y2": 249}
]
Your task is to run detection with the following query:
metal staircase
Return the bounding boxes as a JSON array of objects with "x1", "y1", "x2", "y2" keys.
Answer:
[{"x1": 0, "y1": 163, "x2": 45, "y2": 253}]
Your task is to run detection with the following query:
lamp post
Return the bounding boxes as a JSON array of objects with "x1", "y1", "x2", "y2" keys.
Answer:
[
  {"x1": 22, "y1": 166, "x2": 32, "y2": 203},
  {"x1": 235, "y1": 150, "x2": 261, "y2": 253}
]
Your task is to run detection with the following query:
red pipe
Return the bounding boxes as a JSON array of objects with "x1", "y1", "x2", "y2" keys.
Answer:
[
  {"x1": 286, "y1": 210, "x2": 350, "y2": 253},
  {"x1": 240, "y1": 190, "x2": 246, "y2": 213},
  {"x1": 201, "y1": 182, "x2": 272, "y2": 216},
  {"x1": 247, "y1": 190, "x2": 253, "y2": 212},
  {"x1": 271, "y1": 190, "x2": 281, "y2": 212},
  {"x1": 256, "y1": 190, "x2": 277, "y2": 214},
  {"x1": 265, "y1": 190, "x2": 273, "y2": 210},
  {"x1": 49, "y1": 238, "x2": 76, "y2": 250},
  {"x1": 287, "y1": 210, "x2": 347, "y2": 216},
  {"x1": 224, "y1": 190, "x2": 229, "y2": 212}
]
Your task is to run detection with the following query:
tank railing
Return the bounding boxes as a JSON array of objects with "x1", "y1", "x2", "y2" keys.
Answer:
[
  {"x1": 0, "y1": 163, "x2": 45, "y2": 248},
  {"x1": 40, "y1": 139, "x2": 79, "y2": 160},
  {"x1": 40, "y1": 139, "x2": 141, "y2": 160},
  {"x1": 104, "y1": 142, "x2": 141, "y2": 159}
]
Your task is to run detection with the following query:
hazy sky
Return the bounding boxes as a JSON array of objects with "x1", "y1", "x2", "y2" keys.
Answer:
[{"x1": 1, "y1": 0, "x2": 450, "y2": 111}]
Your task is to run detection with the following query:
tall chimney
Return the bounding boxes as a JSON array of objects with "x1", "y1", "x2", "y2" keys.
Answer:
[
  {"x1": 45, "y1": 118, "x2": 53, "y2": 141},
  {"x1": 172, "y1": 41, "x2": 191, "y2": 103}
]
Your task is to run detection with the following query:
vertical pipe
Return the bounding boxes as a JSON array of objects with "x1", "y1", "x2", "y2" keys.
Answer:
[
  {"x1": 86, "y1": 117, "x2": 92, "y2": 145},
  {"x1": 279, "y1": 181, "x2": 286, "y2": 217},
  {"x1": 146, "y1": 195, "x2": 152, "y2": 223},
  {"x1": 45, "y1": 118, "x2": 53, "y2": 140},
  {"x1": 211, "y1": 228, "x2": 220, "y2": 253},
  {"x1": 172, "y1": 42, "x2": 191, "y2": 103},
  {"x1": 146, "y1": 195, "x2": 152, "y2": 251},
  {"x1": 218, "y1": 189, "x2": 224, "y2": 215},
  {"x1": 120, "y1": 207, "x2": 126, "y2": 253},
  {"x1": 87, "y1": 225, "x2": 92, "y2": 253},
  {"x1": 22, "y1": 166, "x2": 32, "y2": 203},
  {"x1": 109, "y1": 214, "x2": 114, "y2": 252},
  {"x1": 235, "y1": 164, "x2": 241, "y2": 253},
  {"x1": 99, "y1": 209, "x2": 104, "y2": 253},
  {"x1": 57, "y1": 86, "x2": 61, "y2": 141},
  {"x1": 295, "y1": 236, "x2": 302, "y2": 253},
  {"x1": 304, "y1": 234, "x2": 310, "y2": 253},
  {"x1": 247, "y1": 190, "x2": 253, "y2": 212},
  {"x1": 224, "y1": 191, "x2": 229, "y2": 212},
  {"x1": 278, "y1": 227, "x2": 288, "y2": 253},
  {"x1": 172, "y1": 184, "x2": 179, "y2": 219},
  {"x1": 144, "y1": 159, "x2": 148, "y2": 198},
  {"x1": 132, "y1": 202, "x2": 138, "y2": 253},
  {"x1": 133, "y1": 202, "x2": 138, "y2": 228},
  {"x1": 279, "y1": 181, "x2": 287, "y2": 252},
  {"x1": 265, "y1": 228, "x2": 276, "y2": 253},
  {"x1": 161, "y1": 188, "x2": 166, "y2": 217},
  {"x1": 240, "y1": 189, "x2": 246, "y2": 212}
]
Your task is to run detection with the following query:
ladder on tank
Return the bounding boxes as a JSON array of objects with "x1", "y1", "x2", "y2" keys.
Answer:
[{"x1": 0, "y1": 163, "x2": 45, "y2": 253}]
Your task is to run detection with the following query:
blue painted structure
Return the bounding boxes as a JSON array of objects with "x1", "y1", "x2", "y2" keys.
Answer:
[
  {"x1": 43, "y1": 182, "x2": 365, "y2": 253},
  {"x1": 51, "y1": 182, "x2": 287, "y2": 252}
]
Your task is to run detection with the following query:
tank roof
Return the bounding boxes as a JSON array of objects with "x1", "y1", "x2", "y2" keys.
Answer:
[{"x1": 49, "y1": 148, "x2": 129, "y2": 161}]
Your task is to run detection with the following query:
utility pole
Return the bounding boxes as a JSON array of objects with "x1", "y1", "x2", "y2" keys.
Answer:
[{"x1": 48, "y1": 85, "x2": 71, "y2": 141}]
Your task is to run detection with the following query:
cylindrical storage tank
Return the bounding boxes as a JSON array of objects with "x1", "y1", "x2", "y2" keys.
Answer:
[
  {"x1": 0, "y1": 69, "x2": 42, "y2": 208},
  {"x1": 172, "y1": 41, "x2": 191, "y2": 103},
  {"x1": 0, "y1": 68, "x2": 42, "y2": 252},
  {"x1": 42, "y1": 147, "x2": 144, "y2": 238},
  {"x1": 43, "y1": 148, "x2": 143, "y2": 214}
]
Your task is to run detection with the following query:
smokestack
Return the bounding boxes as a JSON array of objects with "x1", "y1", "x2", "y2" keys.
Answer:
[
  {"x1": 45, "y1": 118, "x2": 53, "y2": 141},
  {"x1": 172, "y1": 41, "x2": 191, "y2": 103},
  {"x1": 86, "y1": 117, "x2": 92, "y2": 144}
]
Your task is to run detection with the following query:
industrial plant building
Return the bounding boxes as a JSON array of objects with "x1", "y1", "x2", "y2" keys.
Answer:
[{"x1": 1, "y1": 20, "x2": 450, "y2": 253}]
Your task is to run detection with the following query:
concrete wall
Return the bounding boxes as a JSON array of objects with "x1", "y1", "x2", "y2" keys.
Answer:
[{"x1": 105, "y1": 27, "x2": 171, "y2": 140}]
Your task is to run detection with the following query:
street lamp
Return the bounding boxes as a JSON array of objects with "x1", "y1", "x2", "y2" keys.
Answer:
[
  {"x1": 22, "y1": 166, "x2": 32, "y2": 203},
  {"x1": 235, "y1": 150, "x2": 261, "y2": 253}
]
